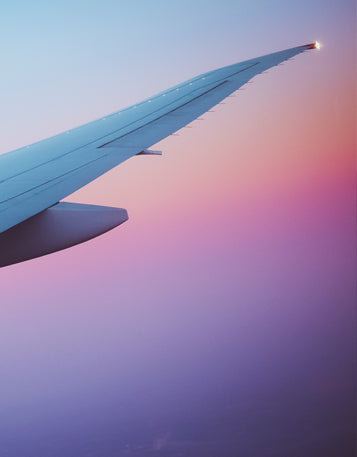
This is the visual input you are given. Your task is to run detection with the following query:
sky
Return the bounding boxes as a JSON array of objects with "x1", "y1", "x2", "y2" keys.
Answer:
[{"x1": 0, "y1": 1, "x2": 356, "y2": 456}]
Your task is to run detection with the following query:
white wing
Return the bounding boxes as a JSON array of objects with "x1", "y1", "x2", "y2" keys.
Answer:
[
  {"x1": 0, "y1": 43, "x2": 317, "y2": 234},
  {"x1": 0, "y1": 43, "x2": 319, "y2": 267}
]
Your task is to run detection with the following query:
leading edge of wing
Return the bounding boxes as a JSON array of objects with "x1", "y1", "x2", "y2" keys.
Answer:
[{"x1": 0, "y1": 43, "x2": 318, "y2": 234}]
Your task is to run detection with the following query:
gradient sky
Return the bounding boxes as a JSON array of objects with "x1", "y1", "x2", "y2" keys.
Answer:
[{"x1": 0, "y1": 1, "x2": 356, "y2": 456}]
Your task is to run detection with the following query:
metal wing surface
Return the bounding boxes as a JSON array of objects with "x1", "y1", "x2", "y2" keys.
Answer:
[{"x1": 0, "y1": 43, "x2": 317, "y2": 235}]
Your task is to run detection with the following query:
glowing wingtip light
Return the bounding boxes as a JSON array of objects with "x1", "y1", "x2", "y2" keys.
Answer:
[{"x1": 315, "y1": 41, "x2": 321, "y2": 50}]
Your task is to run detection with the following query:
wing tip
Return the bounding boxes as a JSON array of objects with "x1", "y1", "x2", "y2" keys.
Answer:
[{"x1": 304, "y1": 41, "x2": 321, "y2": 50}]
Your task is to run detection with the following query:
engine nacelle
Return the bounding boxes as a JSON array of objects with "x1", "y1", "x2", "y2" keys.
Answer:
[{"x1": 0, "y1": 202, "x2": 128, "y2": 268}]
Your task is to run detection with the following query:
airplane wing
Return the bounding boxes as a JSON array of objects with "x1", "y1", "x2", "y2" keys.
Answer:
[{"x1": 0, "y1": 43, "x2": 319, "y2": 267}]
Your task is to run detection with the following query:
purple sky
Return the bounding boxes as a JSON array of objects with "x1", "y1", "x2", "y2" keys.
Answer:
[{"x1": 0, "y1": 1, "x2": 356, "y2": 456}]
